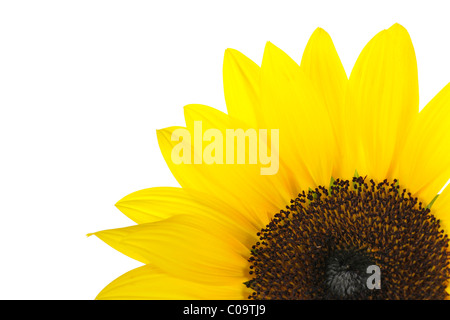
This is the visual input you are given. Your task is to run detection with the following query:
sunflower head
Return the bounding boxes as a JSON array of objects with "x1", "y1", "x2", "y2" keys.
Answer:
[
  {"x1": 248, "y1": 177, "x2": 449, "y2": 299},
  {"x1": 91, "y1": 23, "x2": 450, "y2": 300}
]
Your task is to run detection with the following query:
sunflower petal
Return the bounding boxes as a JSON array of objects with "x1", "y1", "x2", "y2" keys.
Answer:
[
  {"x1": 223, "y1": 48, "x2": 261, "y2": 128},
  {"x1": 115, "y1": 186, "x2": 259, "y2": 245},
  {"x1": 395, "y1": 83, "x2": 450, "y2": 204},
  {"x1": 157, "y1": 125, "x2": 266, "y2": 227},
  {"x1": 431, "y1": 183, "x2": 450, "y2": 235},
  {"x1": 432, "y1": 185, "x2": 450, "y2": 298},
  {"x1": 260, "y1": 41, "x2": 337, "y2": 188},
  {"x1": 300, "y1": 28, "x2": 349, "y2": 178},
  {"x1": 96, "y1": 265, "x2": 250, "y2": 300},
  {"x1": 347, "y1": 24, "x2": 419, "y2": 181},
  {"x1": 157, "y1": 105, "x2": 292, "y2": 227},
  {"x1": 301, "y1": 28, "x2": 348, "y2": 110},
  {"x1": 90, "y1": 215, "x2": 249, "y2": 285}
]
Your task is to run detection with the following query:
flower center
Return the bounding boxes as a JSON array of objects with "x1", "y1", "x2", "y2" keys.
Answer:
[
  {"x1": 246, "y1": 177, "x2": 450, "y2": 300},
  {"x1": 326, "y1": 248, "x2": 373, "y2": 299}
]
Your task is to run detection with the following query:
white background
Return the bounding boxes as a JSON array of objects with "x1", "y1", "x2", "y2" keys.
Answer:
[{"x1": 1, "y1": 1, "x2": 449, "y2": 299}]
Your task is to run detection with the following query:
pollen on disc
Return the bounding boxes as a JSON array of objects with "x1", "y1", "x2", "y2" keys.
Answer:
[{"x1": 247, "y1": 177, "x2": 450, "y2": 300}]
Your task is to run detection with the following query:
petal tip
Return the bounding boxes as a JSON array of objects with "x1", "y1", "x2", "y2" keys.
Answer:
[
  {"x1": 311, "y1": 27, "x2": 329, "y2": 38},
  {"x1": 265, "y1": 41, "x2": 282, "y2": 53},
  {"x1": 224, "y1": 48, "x2": 238, "y2": 57},
  {"x1": 390, "y1": 22, "x2": 406, "y2": 30},
  {"x1": 387, "y1": 23, "x2": 410, "y2": 38},
  {"x1": 304, "y1": 27, "x2": 334, "y2": 52}
]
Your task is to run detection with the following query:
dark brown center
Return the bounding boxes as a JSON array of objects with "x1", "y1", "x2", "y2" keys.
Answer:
[{"x1": 246, "y1": 177, "x2": 450, "y2": 300}]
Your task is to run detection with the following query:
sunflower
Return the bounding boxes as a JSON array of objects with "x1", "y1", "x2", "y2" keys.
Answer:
[{"x1": 90, "y1": 23, "x2": 450, "y2": 300}]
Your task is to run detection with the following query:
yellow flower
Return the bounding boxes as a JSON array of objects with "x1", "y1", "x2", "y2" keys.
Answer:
[{"x1": 90, "y1": 24, "x2": 450, "y2": 300}]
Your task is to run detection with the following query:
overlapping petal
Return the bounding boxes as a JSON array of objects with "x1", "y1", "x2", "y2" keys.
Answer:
[
  {"x1": 223, "y1": 48, "x2": 261, "y2": 128},
  {"x1": 300, "y1": 28, "x2": 348, "y2": 178},
  {"x1": 90, "y1": 214, "x2": 250, "y2": 285},
  {"x1": 433, "y1": 185, "x2": 450, "y2": 235},
  {"x1": 347, "y1": 24, "x2": 419, "y2": 181},
  {"x1": 157, "y1": 104, "x2": 292, "y2": 227},
  {"x1": 260, "y1": 41, "x2": 337, "y2": 189},
  {"x1": 394, "y1": 83, "x2": 450, "y2": 204},
  {"x1": 115, "y1": 186, "x2": 259, "y2": 246},
  {"x1": 96, "y1": 265, "x2": 250, "y2": 300}
]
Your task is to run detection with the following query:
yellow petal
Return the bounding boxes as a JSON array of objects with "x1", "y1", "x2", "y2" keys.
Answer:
[
  {"x1": 184, "y1": 103, "x2": 233, "y2": 131},
  {"x1": 157, "y1": 126, "x2": 266, "y2": 227},
  {"x1": 300, "y1": 28, "x2": 348, "y2": 178},
  {"x1": 395, "y1": 83, "x2": 450, "y2": 204},
  {"x1": 260, "y1": 41, "x2": 337, "y2": 189},
  {"x1": 433, "y1": 185, "x2": 450, "y2": 298},
  {"x1": 96, "y1": 265, "x2": 250, "y2": 300},
  {"x1": 157, "y1": 105, "x2": 293, "y2": 227},
  {"x1": 223, "y1": 48, "x2": 261, "y2": 128},
  {"x1": 348, "y1": 23, "x2": 419, "y2": 181},
  {"x1": 89, "y1": 215, "x2": 249, "y2": 285},
  {"x1": 431, "y1": 183, "x2": 450, "y2": 235},
  {"x1": 115, "y1": 186, "x2": 259, "y2": 246}
]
